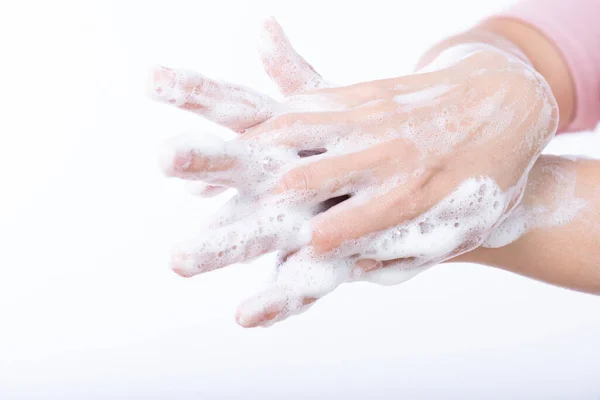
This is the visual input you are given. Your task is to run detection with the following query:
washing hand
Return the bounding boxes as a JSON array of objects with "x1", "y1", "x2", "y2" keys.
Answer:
[{"x1": 149, "y1": 18, "x2": 558, "y2": 327}]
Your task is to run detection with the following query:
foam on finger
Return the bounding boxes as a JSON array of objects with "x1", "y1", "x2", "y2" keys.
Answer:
[
  {"x1": 170, "y1": 206, "x2": 313, "y2": 277},
  {"x1": 236, "y1": 249, "x2": 349, "y2": 327},
  {"x1": 148, "y1": 65, "x2": 278, "y2": 130},
  {"x1": 160, "y1": 131, "x2": 297, "y2": 191},
  {"x1": 258, "y1": 17, "x2": 329, "y2": 96}
]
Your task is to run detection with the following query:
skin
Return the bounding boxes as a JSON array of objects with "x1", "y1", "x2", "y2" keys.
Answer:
[
  {"x1": 442, "y1": 19, "x2": 597, "y2": 295},
  {"x1": 156, "y1": 20, "x2": 557, "y2": 262},
  {"x1": 149, "y1": 17, "x2": 597, "y2": 328},
  {"x1": 453, "y1": 156, "x2": 600, "y2": 295},
  {"x1": 361, "y1": 17, "x2": 588, "y2": 278},
  {"x1": 480, "y1": 18, "x2": 575, "y2": 132},
  {"x1": 235, "y1": 154, "x2": 600, "y2": 328}
]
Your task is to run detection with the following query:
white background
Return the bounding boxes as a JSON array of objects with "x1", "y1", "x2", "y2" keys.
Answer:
[{"x1": 1, "y1": 0, "x2": 599, "y2": 398}]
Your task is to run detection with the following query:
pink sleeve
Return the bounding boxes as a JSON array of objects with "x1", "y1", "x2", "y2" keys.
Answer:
[{"x1": 500, "y1": 0, "x2": 600, "y2": 133}]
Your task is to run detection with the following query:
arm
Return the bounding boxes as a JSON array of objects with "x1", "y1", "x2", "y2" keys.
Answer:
[{"x1": 454, "y1": 156, "x2": 600, "y2": 295}]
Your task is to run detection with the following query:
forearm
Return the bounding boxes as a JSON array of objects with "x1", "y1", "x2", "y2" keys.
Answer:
[{"x1": 455, "y1": 156, "x2": 600, "y2": 295}]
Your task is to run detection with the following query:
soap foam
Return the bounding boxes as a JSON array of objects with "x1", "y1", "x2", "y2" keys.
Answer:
[
  {"x1": 258, "y1": 16, "x2": 331, "y2": 95},
  {"x1": 483, "y1": 157, "x2": 587, "y2": 248},
  {"x1": 235, "y1": 175, "x2": 519, "y2": 325},
  {"x1": 171, "y1": 201, "x2": 314, "y2": 277},
  {"x1": 149, "y1": 66, "x2": 276, "y2": 131}
]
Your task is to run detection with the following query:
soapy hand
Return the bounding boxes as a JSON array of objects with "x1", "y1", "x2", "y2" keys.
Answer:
[{"x1": 149, "y1": 18, "x2": 558, "y2": 327}]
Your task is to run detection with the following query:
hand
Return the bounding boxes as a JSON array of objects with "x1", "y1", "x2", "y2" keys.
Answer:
[{"x1": 149, "y1": 19, "x2": 558, "y2": 327}]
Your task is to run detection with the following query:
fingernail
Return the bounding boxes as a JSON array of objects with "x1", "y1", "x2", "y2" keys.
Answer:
[
  {"x1": 236, "y1": 308, "x2": 278, "y2": 328},
  {"x1": 159, "y1": 146, "x2": 191, "y2": 175},
  {"x1": 186, "y1": 182, "x2": 227, "y2": 197},
  {"x1": 263, "y1": 16, "x2": 277, "y2": 28},
  {"x1": 351, "y1": 259, "x2": 382, "y2": 278},
  {"x1": 147, "y1": 65, "x2": 168, "y2": 97}
]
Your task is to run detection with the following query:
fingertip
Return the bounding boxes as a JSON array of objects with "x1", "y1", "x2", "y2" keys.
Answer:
[
  {"x1": 258, "y1": 20, "x2": 276, "y2": 55},
  {"x1": 236, "y1": 289, "x2": 287, "y2": 328},
  {"x1": 234, "y1": 309, "x2": 248, "y2": 327},
  {"x1": 158, "y1": 145, "x2": 177, "y2": 176},
  {"x1": 159, "y1": 132, "x2": 227, "y2": 176},
  {"x1": 261, "y1": 16, "x2": 281, "y2": 33},
  {"x1": 170, "y1": 246, "x2": 199, "y2": 278},
  {"x1": 159, "y1": 144, "x2": 191, "y2": 176},
  {"x1": 146, "y1": 65, "x2": 179, "y2": 104},
  {"x1": 235, "y1": 304, "x2": 272, "y2": 328},
  {"x1": 171, "y1": 267, "x2": 194, "y2": 278},
  {"x1": 258, "y1": 16, "x2": 288, "y2": 58},
  {"x1": 235, "y1": 309, "x2": 260, "y2": 328},
  {"x1": 145, "y1": 65, "x2": 163, "y2": 99}
]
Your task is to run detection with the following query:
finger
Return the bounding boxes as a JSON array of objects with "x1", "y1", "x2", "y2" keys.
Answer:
[
  {"x1": 241, "y1": 97, "x2": 402, "y2": 147},
  {"x1": 310, "y1": 169, "x2": 443, "y2": 255},
  {"x1": 184, "y1": 146, "x2": 328, "y2": 198},
  {"x1": 357, "y1": 176, "x2": 506, "y2": 262},
  {"x1": 205, "y1": 187, "x2": 326, "y2": 233},
  {"x1": 316, "y1": 174, "x2": 506, "y2": 262},
  {"x1": 288, "y1": 72, "x2": 449, "y2": 110},
  {"x1": 259, "y1": 17, "x2": 328, "y2": 96},
  {"x1": 235, "y1": 250, "x2": 350, "y2": 327},
  {"x1": 159, "y1": 132, "x2": 292, "y2": 189},
  {"x1": 241, "y1": 110, "x2": 354, "y2": 148},
  {"x1": 235, "y1": 286, "x2": 317, "y2": 328},
  {"x1": 201, "y1": 196, "x2": 273, "y2": 266},
  {"x1": 147, "y1": 65, "x2": 279, "y2": 132},
  {"x1": 273, "y1": 139, "x2": 417, "y2": 203},
  {"x1": 170, "y1": 209, "x2": 312, "y2": 277}
]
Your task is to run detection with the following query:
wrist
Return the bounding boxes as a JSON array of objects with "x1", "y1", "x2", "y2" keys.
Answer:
[
  {"x1": 415, "y1": 28, "x2": 529, "y2": 72},
  {"x1": 478, "y1": 18, "x2": 575, "y2": 132},
  {"x1": 417, "y1": 19, "x2": 573, "y2": 132}
]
